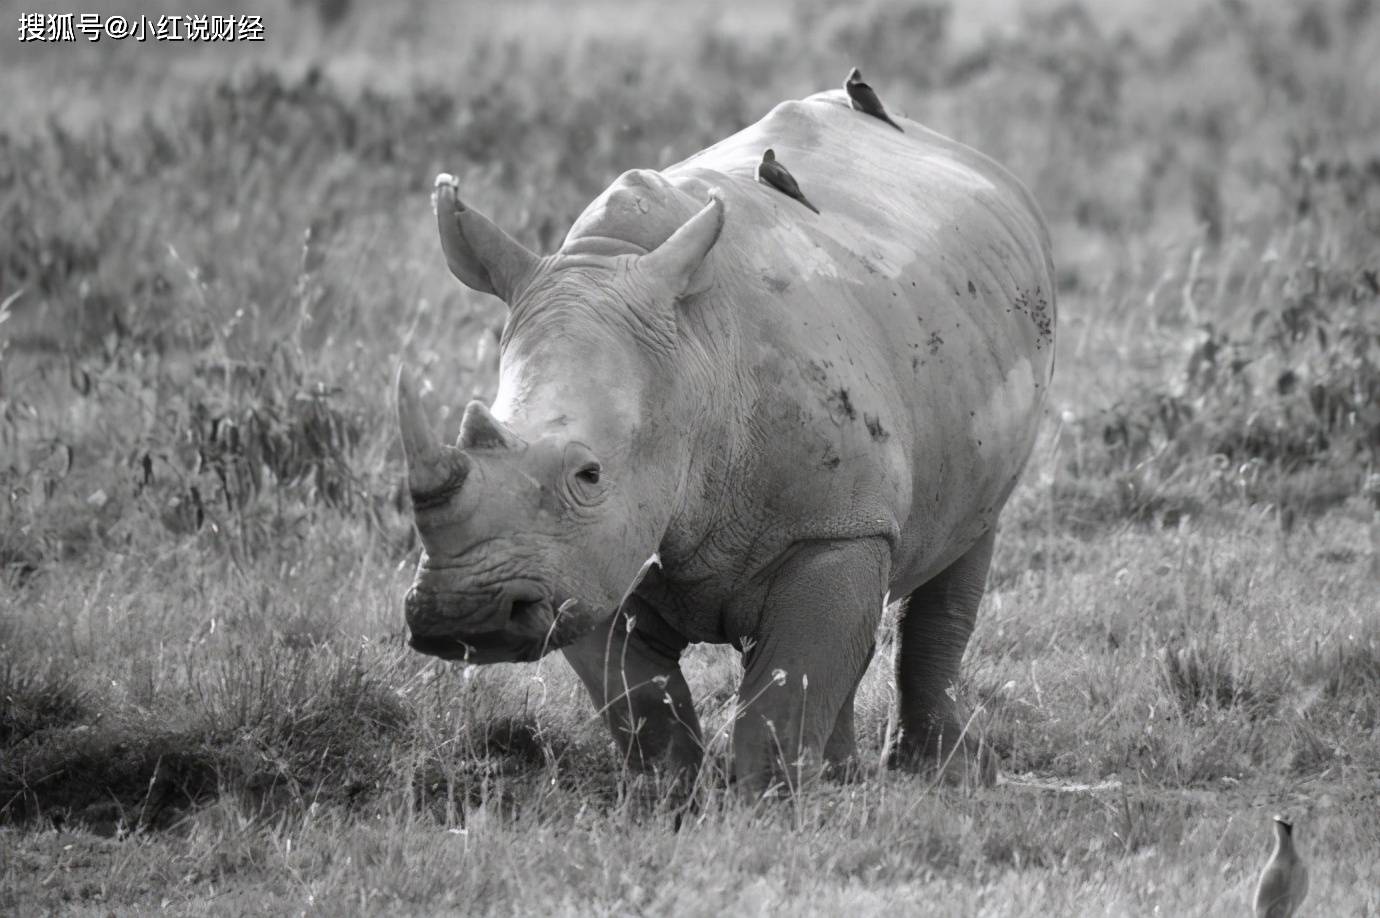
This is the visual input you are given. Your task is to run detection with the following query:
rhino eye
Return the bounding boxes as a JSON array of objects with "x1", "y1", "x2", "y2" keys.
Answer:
[{"x1": 575, "y1": 463, "x2": 601, "y2": 485}]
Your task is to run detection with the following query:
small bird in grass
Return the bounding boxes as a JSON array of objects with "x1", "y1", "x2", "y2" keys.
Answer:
[
  {"x1": 845, "y1": 67, "x2": 903, "y2": 132},
  {"x1": 756, "y1": 149, "x2": 819, "y2": 215},
  {"x1": 1254, "y1": 815, "x2": 1308, "y2": 918}
]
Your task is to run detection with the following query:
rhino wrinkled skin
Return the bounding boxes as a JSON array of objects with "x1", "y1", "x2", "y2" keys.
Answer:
[{"x1": 398, "y1": 90, "x2": 1055, "y2": 792}]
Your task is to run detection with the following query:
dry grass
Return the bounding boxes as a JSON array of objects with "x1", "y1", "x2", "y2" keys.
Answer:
[{"x1": 2, "y1": 0, "x2": 1379, "y2": 914}]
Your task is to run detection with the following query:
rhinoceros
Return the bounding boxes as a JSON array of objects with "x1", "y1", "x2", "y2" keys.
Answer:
[{"x1": 397, "y1": 89, "x2": 1055, "y2": 792}]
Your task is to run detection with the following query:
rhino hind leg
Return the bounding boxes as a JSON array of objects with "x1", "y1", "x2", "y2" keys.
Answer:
[
  {"x1": 561, "y1": 601, "x2": 703, "y2": 784},
  {"x1": 887, "y1": 528, "x2": 998, "y2": 787},
  {"x1": 731, "y1": 538, "x2": 889, "y2": 796}
]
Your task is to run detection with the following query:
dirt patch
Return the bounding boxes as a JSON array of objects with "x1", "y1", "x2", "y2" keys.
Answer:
[
  {"x1": 827, "y1": 388, "x2": 857, "y2": 424},
  {"x1": 1, "y1": 728, "x2": 220, "y2": 833},
  {"x1": 864, "y1": 413, "x2": 889, "y2": 441},
  {"x1": 1011, "y1": 286, "x2": 1054, "y2": 348}
]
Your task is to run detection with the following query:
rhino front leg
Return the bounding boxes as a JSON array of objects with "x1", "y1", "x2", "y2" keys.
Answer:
[
  {"x1": 887, "y1": 527, "x2": 998, "y2": 786},
  {"x1": 732, "y1": 538, "x2": 889, "y2": 796},
  {"x1": 561, "y1": 598, "x2": 703, "y2": 782},
  {"x1": 822, "y1": 672, "x2": 872, "y2": 778}
]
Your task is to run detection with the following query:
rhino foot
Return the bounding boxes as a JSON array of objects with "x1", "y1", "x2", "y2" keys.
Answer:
[{"x1": 886, "y1": 727, "x2": 999, "y2": 789}]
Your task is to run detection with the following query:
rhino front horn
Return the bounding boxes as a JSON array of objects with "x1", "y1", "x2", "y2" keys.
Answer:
[{"x1": 396, "y1": 365, "x2": 470, "y2": 497}]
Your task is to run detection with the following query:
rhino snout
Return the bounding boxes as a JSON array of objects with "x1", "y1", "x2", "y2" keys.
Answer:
[
  {"x1": 404, "y1": 576, "x2": 615, "y2": 663},
  {"x1": 405, "y1": 578, "x2": 546, "y2": 637}
]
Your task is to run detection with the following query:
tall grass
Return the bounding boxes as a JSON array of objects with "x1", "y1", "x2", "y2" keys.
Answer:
[{"x1": 2, "y1": 0, "x2": 1379, "y2": 913}]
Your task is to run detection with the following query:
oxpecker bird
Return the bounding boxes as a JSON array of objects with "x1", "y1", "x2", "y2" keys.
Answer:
[
  {"x1": 845, "y1": 67, "x2": 904, "y2": 132},
  {"x1": 756, "y1": 149, "x2": 820, "y2": 215},
  {"x1": 1254, "y1": 816, "x2": 1308, "y2": 918}
]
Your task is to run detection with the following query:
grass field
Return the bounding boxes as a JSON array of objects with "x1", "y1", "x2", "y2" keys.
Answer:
[{"x1": 2, "y1": 0, "x2": 1379, "y2": 914}]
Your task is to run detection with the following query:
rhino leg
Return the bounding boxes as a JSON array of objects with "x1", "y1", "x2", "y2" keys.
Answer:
[
  {"x1": 561, "y1": 598, "x2": 703, "y2": 782},
  {"x1": 887, "y1": 528, "x2": 998, "y2": 786},
  {"x1": 822, "y1": 670, "x2": 872, "y2": 778},
  {"x1": 732, "y1": 538, "x2": 889, "y2": 796}
]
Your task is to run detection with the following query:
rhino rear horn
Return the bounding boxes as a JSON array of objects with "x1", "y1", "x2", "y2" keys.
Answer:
[
  {"x1": 396, "y1": 365, "x2": 470, "y2": 497},
  {"x1": 458, "y1": 400, "x2": 524, "y2": 451},
  {"x1": 434, "y1": 173, "x2": 539, "y2": 306},
  {"x1": 639, "y1": 193, "x2": 725, "y2": 300}
]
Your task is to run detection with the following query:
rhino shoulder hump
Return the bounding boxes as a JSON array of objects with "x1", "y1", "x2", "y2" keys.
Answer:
[
  {"x1": 564, "y1": 168, "x2": 703, "y2": 256},
  {"x1": 758, "y1": 98, "x2": 831, "y2": 149}
]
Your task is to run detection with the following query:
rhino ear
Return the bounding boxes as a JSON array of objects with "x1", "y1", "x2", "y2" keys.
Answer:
[
  {"x1": 434, "y1": 173, "x2": 540, "y2": 306},
  {"x1": 639, "y1": 193, "x2": 724, "y2": 301}
]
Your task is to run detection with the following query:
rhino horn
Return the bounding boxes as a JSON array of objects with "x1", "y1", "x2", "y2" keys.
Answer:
[
  {"x1": 396, "y1": 365, "x2": 470, "y2": 497},
  {"x1": 639, "y1": 193, "x2": 725, "y2": 299},
  {"x1": 458, "y1": 400, "x2": 525, "y2": 451},
  {"x1": 434, "y1": 173, "x2": 540, "y2": 306}
]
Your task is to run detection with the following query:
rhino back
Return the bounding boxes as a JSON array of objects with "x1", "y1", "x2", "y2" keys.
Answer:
[{"x1": 571, "y1": 92, "x2": 1055, "y2": 603}]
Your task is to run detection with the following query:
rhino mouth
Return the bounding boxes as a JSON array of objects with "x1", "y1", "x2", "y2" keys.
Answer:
[
  {"x1": 404, "y1": 555, "x2": 662, "y2": 664},
  {"x1": 408, "y1": 596, "x2": 607, "y2": 663},
  {"x1": 408, "y1": 630, "x2": 541, "y2": 664}
]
